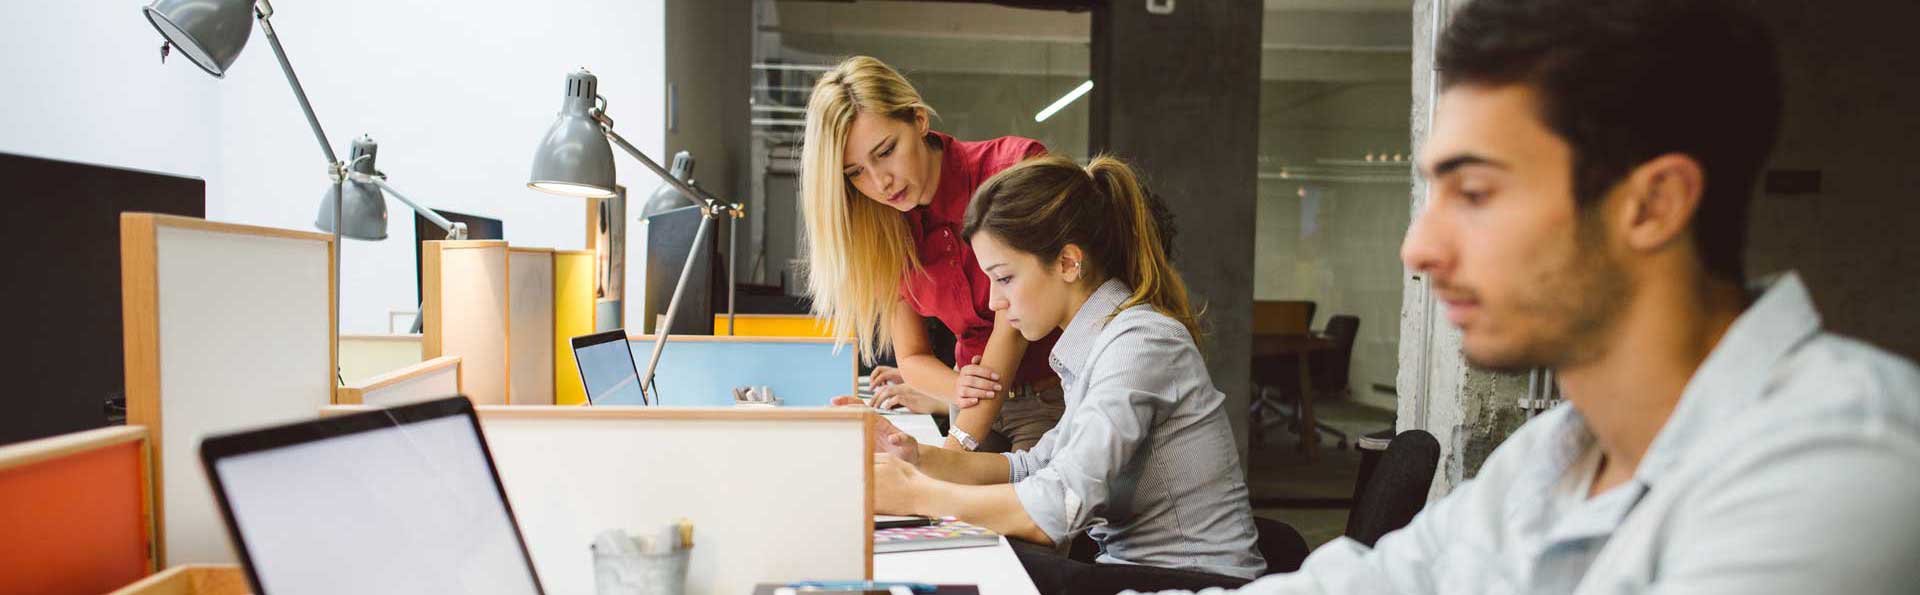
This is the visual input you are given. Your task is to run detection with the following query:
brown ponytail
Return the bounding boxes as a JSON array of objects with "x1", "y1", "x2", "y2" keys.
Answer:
[{"x1": 962, "y1": 154, "x2": 1203, "y2": 341}]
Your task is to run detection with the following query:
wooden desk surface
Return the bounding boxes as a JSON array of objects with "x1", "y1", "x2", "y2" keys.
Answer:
[{"x1": 870, "y1": 414, "x2": 1036, "y2": 595}]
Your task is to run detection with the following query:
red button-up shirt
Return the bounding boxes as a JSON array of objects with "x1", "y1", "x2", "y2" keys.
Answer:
[{"x1": 901, "y1": 132, "x2": 1061, "y2": 386}]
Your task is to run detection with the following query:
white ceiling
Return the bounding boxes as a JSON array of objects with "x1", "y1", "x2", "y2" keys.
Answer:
[{"x1": 763, "y1": 1, "x2": 1412, "y2": 82}]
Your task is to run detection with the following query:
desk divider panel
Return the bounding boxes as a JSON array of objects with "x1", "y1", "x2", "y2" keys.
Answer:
[
  {"x1": 318, "y1": 405, "x2": 875, "y2": 595},
  {"x1": 422, "y1": 240, "x2": 511, "y2": 405},
  {"x1": 553, "y1": 250, "x2": 595, "y2": 405},
  {"x1": 338, "y1": 333, "x2": 423, "y2": 386},
  {"x1": 122, "y1": 214, "x2": 335, "y2": 566},
  {"x1": 0, "y1": 426, "x2": 155, "y2": 595},
  {"x1": 510, "y1": 248, "x2": 556, "y2": 405},
  {"x1": 335, "y1": 355, "x2": 463, "y2": 407},
  {"x1": 622, "y1": 335, "x2": 857, "y2": 407},
  {"x1": 713, "y1": 313, "x2": 834, "y2": 338}
]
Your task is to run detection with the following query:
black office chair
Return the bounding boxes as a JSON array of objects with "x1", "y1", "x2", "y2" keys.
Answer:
[
  {"x1": 1344, "y1": 429, "x2": 1440, "y2": 547},
  {"x1": 1060, "y1": 517, "x2": 1309, "y2": 595}
]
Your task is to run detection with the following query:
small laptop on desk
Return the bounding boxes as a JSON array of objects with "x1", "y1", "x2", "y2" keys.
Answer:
[
  {"x1": 199, "y1": 396, "x2": 545, "y2": 595},
  {"x1": 571, "y1": 328, "x2": 650, "y2": 405}
]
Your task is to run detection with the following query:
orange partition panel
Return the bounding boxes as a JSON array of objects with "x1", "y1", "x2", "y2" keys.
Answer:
[{"x1": 0, "y1": 433, "x2": 152, "y2": 595}]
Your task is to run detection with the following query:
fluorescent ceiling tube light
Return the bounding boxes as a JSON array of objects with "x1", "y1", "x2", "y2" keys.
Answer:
[{"x1": 1034, "y1": 80, "x2": 1093, "y2": 123}]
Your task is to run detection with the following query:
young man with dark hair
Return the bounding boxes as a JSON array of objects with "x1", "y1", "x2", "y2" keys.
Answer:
[{"x1": 1163, "y1": 0, "x2": 1920, "y2": 592}]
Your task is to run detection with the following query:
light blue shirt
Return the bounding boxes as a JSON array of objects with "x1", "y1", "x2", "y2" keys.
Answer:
[
  {"x1": 1160, "y1": 272, "x2": 1920, "y2": 594},
  {"x1": 1005, "y1": 279, "x2": 1267, "y2": 579}
]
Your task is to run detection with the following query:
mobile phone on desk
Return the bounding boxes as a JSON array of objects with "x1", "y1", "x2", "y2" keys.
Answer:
[{"x1": 874, "y1": 515, "x2": 939, "y2": 530}]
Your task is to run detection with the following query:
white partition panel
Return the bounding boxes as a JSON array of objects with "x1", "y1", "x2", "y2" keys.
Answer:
[
  {"x1": 338, "y1": 334, "x2": 423, "y2": 385},
  {"x1": 479, "y1": 407, "x2": 873, "y2": 595},
  {"x1": 337, "y1": 356, "x2": 462, "y2": 407},
  {"x1": 509, "y1": 248, "x2": 555, "y2": 405},
  {"x1": 122, "y1": 214, "x2": 335, "y2": 566},
  {"x1": 423, "y1": 240, "x2": 511, "y2": 405}
]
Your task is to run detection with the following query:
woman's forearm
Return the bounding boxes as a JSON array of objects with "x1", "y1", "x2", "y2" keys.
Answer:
[
  {"x1": 945, "y1": 312, "x2": 1027, "y2": 449},
  {"x1": 914, "y1": 441, "x2": 1012, "y2": 486},
  {"x1": 898, "y1": 354, "x2": 962, "y2": 399}
]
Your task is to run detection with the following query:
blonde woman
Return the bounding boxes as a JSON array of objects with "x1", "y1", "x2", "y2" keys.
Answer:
[{"x1": 801, "y1": 56, "x2": 1064, "y2": 453}]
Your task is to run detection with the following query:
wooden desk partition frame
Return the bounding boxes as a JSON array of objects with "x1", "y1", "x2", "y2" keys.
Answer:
[
  {"x1": 421, "y1": 240, "x2": 511, "y2": 405},
  {"x1": 553, "y1": 250, "x2": 594, "y2": 406},
  {"x1": 122, "y1": 213, "x2": 335, "y2": 566},
  {"x1": 509, "y1": 248, "x2": 556, "y2": 406},
  {"x1": 106, "y1": 565, "x2": 248, "y2": 595},
  {"x1": 334, "y1": 355, "x2": 463, "y2": 406},
  {"x1": 337, "y1": 333, "x2": 423, "y2": 386},
  {"x1": 0, "y1": 426, "x2": 155, "y2": 595},
  {"x1": 317, "y1": 405, "x2": 877, "y2": 595},
  {"x1": 624, "y1": 335, "x2": 859, "y2": 407}
]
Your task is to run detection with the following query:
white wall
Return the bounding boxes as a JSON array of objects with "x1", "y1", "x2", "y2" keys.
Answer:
[{"x1": 3, "y1": 0, "x2": 667, "y2": 334}]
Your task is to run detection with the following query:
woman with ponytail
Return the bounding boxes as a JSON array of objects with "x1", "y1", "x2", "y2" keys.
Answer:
[
  {"x1": 855, "y1": 154, "x2": 1266, "y2": 587},
  {"x1": 801, "y1": 56, "x2": 1065, "y2": 454}
]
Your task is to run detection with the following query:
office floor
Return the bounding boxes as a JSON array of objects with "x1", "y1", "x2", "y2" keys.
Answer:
[{"x1": 1247, "y1": 394, "x2": 1398, "y2": 549}]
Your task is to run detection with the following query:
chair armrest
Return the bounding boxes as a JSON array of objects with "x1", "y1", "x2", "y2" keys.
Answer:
[{"x1": 1063, "y1": 564, "x2": 1252, "y2": 595}]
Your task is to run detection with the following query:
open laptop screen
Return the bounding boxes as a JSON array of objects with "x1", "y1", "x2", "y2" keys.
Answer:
[
  {"x1": 571, "y1": 329, "x2": 648, "y2": 405},
  {"x1": 201, "y1": 397, "x2": 543, "y2": 595}
]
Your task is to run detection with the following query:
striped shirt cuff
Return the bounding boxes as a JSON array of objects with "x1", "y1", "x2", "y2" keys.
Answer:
[{"x1": 1005, "y1": 451, "x2": 1036, "y2": 483}]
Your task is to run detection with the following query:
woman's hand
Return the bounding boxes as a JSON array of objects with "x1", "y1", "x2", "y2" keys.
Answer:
[
  {"x1": 869, "y1": 365, "x2": 906, "y2": 392},
  {"x1": 874, "y1": 382, "x2": 948, "y2": 414},
  {"x1": 953, "y1": 356, "x2": 1005, "y2": 409},
  {"x1": 830, "y1": 396, "x2": 921, "y2": 465},
  {"x1": 873, "y1": 453, "x2": 928, "y2": 515}
]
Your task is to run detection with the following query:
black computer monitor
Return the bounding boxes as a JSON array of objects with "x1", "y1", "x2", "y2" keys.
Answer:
[
  {"x1": 413, "y1": 209, "x2": 504, "y2": 305},
  {"x1": 0, "y1": 152, "x2": 204, "y2": 446},
  {"x1": 643, "y1": 205, "x2": 723, "y2": 335}
]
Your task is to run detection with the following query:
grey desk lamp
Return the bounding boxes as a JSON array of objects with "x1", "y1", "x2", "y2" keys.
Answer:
[
  {"x1": 317, "y1": 135, "x2": 469, "y2": 242},
  {"x1": 145, "y1": 0, "x2": 466, "y2": 352},
  {"x1": 145, "y1": 0, "x2": 355, "y2": 349},
  {"x1": 315, "y1": 136, "x2": 469, "y2": 335},
  {"x1": 528, "y1": 69, "x2": 744, "y2": 405}
]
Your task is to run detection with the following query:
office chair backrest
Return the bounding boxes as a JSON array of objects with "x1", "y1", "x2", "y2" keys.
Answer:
[
  {"x1": 1319, "y1": 315, "x2": 1361, "y2": 387},
  {"x1": 1255, "y1": 516, "x2": 1309, "y2": 575},
  {"x1": 1344, "y1": 429, "x2": 1440, "y2": 547}
]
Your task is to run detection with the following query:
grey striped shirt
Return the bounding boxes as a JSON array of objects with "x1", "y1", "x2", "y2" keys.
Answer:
[{"x1": 1005, "y1": 279, "x2": 1266, "y2": 579}]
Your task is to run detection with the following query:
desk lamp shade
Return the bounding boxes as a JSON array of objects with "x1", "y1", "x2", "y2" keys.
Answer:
[
  {"x1": 143, "y1": 0, "x2": 254, "y2": 78},
  {"x1": 316, "y1": 136, "x2": 389, "y2": 240},
  {"x1": 528, "y1": 69, "x2": 617, "y2": 198},
  {"x1": 640, "y1": 152, "x2": 697, "y2": 219}
]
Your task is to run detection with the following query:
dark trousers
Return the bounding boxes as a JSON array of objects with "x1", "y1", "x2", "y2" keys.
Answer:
[{"x1": 1009, "y1": 539, "x2": 1251, "y2": 595}]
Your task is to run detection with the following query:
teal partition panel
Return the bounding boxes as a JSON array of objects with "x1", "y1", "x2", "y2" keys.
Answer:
[{"x1": 617, "y1": 338, "x2": 856, "y2": 407}]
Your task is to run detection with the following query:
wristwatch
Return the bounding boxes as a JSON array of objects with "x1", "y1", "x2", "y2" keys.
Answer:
[{"x1": 948, "y1": 427, "x2": 981, "y2": 451}]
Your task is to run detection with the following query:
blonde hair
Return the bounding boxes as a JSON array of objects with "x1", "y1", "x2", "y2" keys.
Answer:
[
  {"x1": 961, "y1": 154, "x2": 1203, "y2": 342},
  {"x1": 800, "y1": 56, "x2": 938, "y2": 363}
]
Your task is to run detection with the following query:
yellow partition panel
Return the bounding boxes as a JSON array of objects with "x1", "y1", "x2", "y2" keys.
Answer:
[
  {"x1": 553, "y1": 250, "x2": 595, "y2": 405},
  {"x1": 712, "y1": 313, "x2": 833, "y2": 338}
]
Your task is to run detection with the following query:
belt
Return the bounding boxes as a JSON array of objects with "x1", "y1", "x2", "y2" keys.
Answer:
[{"x1": 1006, "y1": 376, "x2": 1062, "y2": 401}]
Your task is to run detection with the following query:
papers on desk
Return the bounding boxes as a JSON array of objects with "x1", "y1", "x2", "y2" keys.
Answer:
[{"x1": 875, "y1": 517, "x2": 1001, "y2": 553}]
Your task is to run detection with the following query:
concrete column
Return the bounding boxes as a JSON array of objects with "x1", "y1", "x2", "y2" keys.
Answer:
[
  {"x1": 1090, "y1": 0, "x2": 1263, "y2": 459},
  {"x1": 1399, "y1": 0, "x2": 1558, "y2": 499}
]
